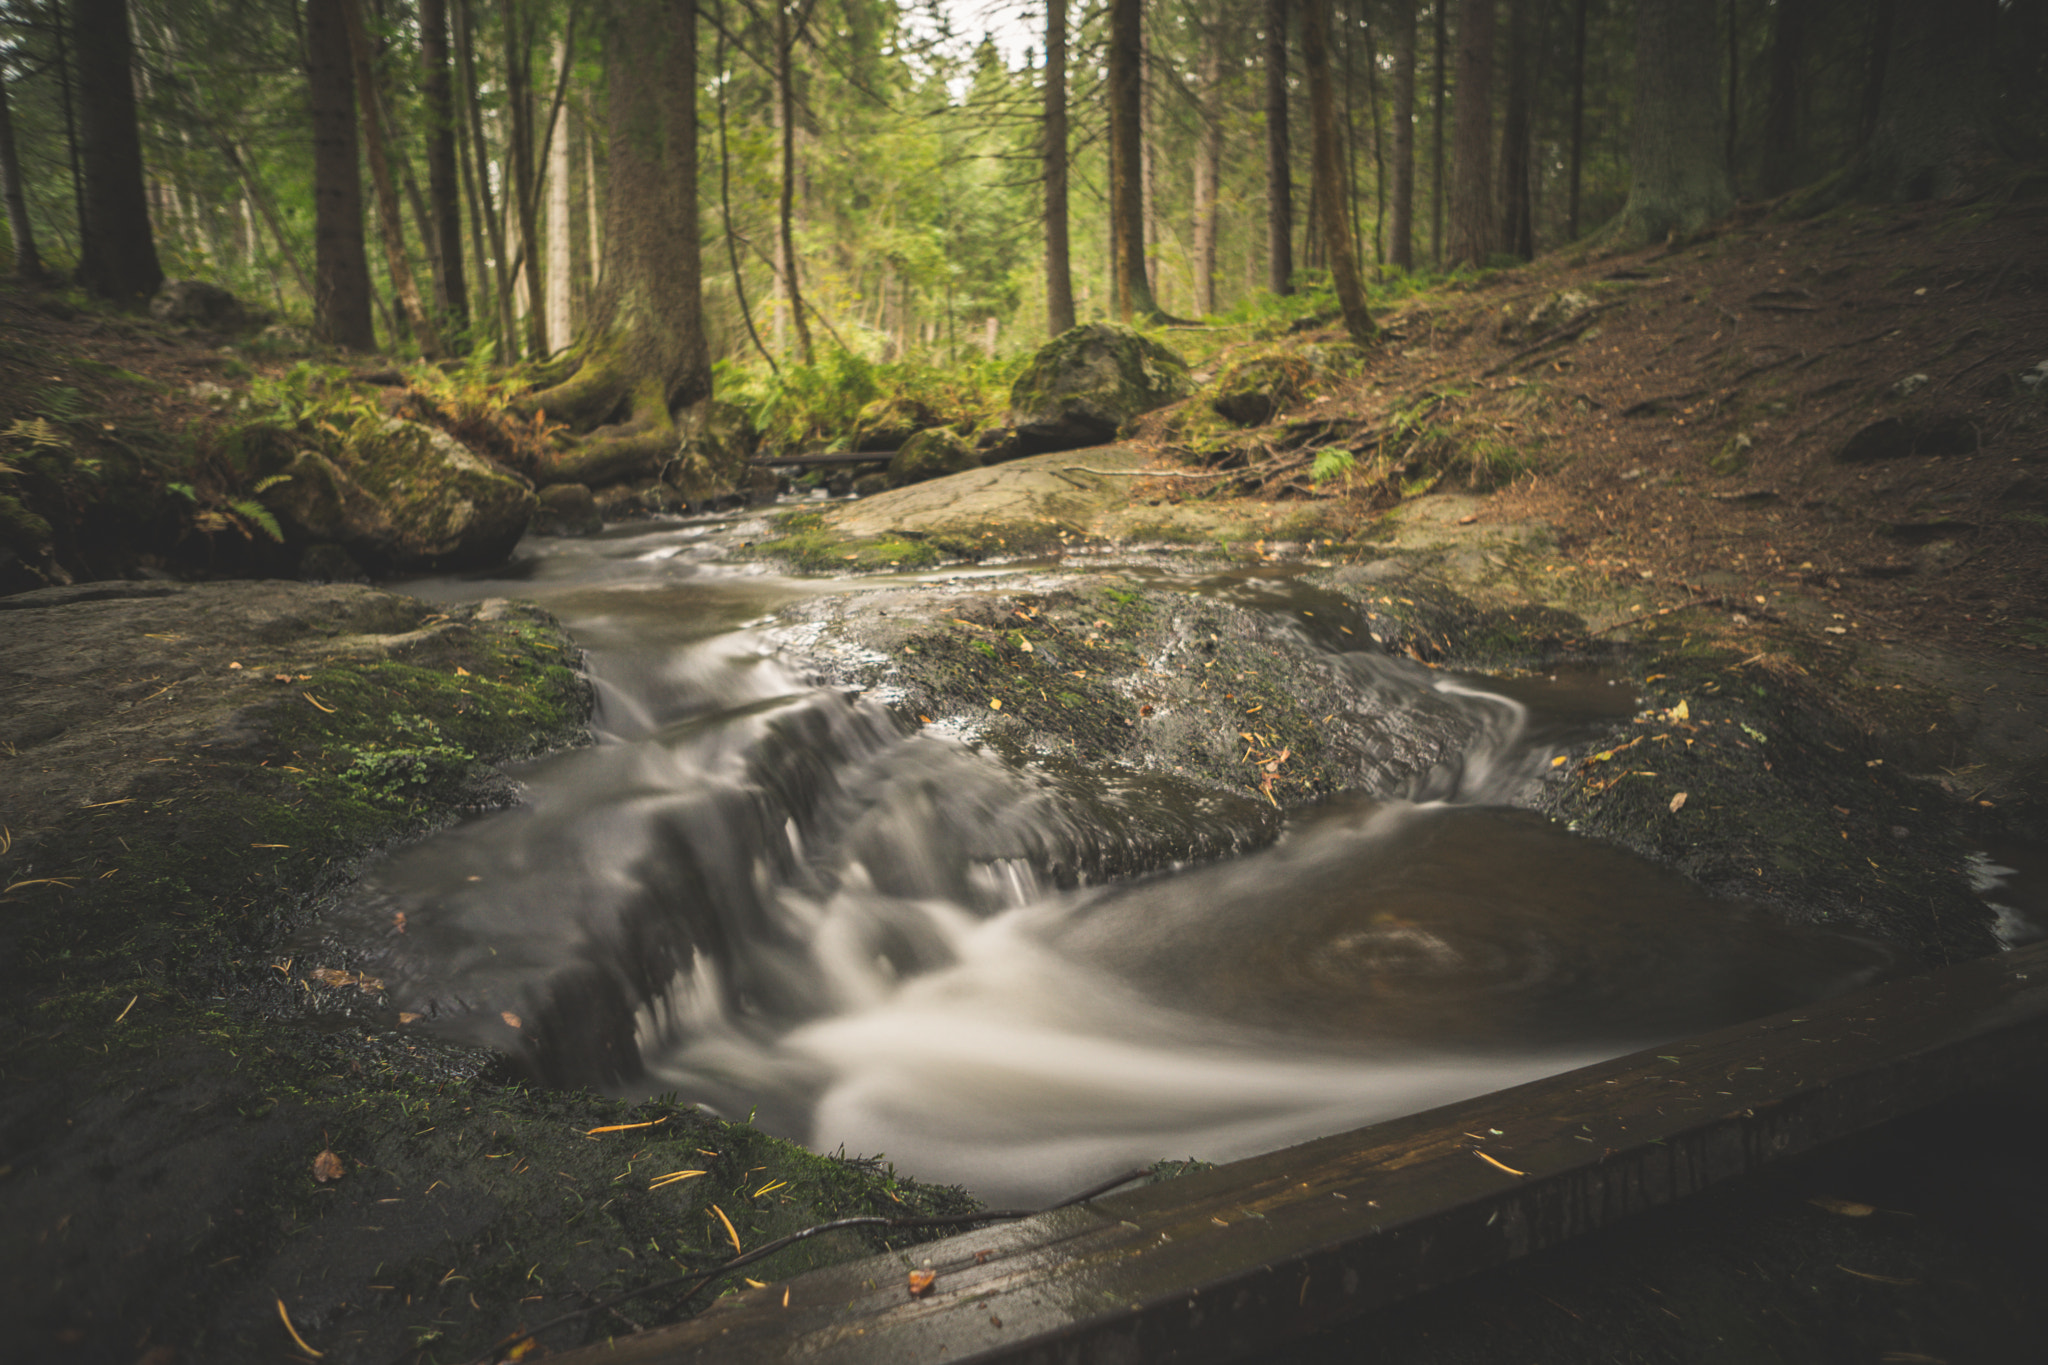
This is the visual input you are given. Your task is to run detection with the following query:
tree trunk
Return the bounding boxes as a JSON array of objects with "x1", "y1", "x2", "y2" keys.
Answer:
[
  {"x1": 546, "y1": 32, "x2": 573, "y2": 354},
  {"x1": 1191, "y1": 15, "x2": 1223, "y2": 315},
  {"x1": 1109, "y1": 0, "x2": 1162, "y2": 317},
  {"x1": 1446, "y1": 0, "x2": 1496, "y2": 267},
  {"x1": 1724, "y1": 0, "x2": 1740, "y2": 173},
  {"x1": 1566, "y1": 0, "x2": 1587, "y2": 237},
  {"x1": 1430, "y1": 0, "x2": 1447, "y2": 264},
  {"x1": 775, "y1": 1, "x2": 814, "y2": 364},
  {"x1": 0, "y1": 63, "x2": 46, "y2": 280},
  {"x1": 1758, "y1": 0, "x2": 1807, "y2": 196},
  {"x1": 306, "y1": 0, "x2": 374, "y2": 347},
  {"x1": 1611, "y1": 0, "x2": 1735, "y2": 245},
  {"x1": 501, "y1": 0, "x2": 548, "y2": 358},
  {"x1": 518, "y1": 0, "x2": 708, "y2": 488},
  {"x1": 1264, "y1": 0, "x2": 1293, "y2": 294},
  {"x1": 421, "y1": 0, "x2": 469, "y2": 334},
  {"x1": 1388, "y1": 0, "x2": 1416, "y2": 271},
  {"x1": 1498, "y1": 0, "x2": 1534, "y2": 260},
  {"x1": 1044, "y1": 0, "x2": 1076, "y2": 335},
  {"x1": 342, "y1": 0, "x2": 441, "y2": 355},
  {"x1": 1302, "y1": 0, "x2": 1374, "y2": 345},
  {"x1": 72, "y1": 0, "x2": 163, "y2": 305},
  {"x1": 456, "y1": 0, "x2": 516, "y2": 355},
  {"x1": 1832, "y1": 0, "x2": 1999, "y2": 203}
]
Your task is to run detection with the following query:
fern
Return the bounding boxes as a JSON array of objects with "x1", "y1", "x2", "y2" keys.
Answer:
[
  {"x1": 252, "y1": 473, "x2": 293, "y2": 494},
  {"x1": 32, "y1": 386, "x2": 89, "y2": 423},
  {"x1": 5, "y1": 417, "x2": 69, "y2": 450},
  {"x1": 1310, "y1": 448, "x2": 1357, "y2": 484},
  {"x1": 230, "y1": 498, "x2": 286, "y2": 542},
  {"x1": 166, "y1": 481, "x2": 198, "y2": 502}
]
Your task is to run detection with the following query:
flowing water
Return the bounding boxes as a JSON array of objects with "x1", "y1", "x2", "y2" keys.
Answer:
[{"x1": 360, "y1": 515, "x2": 1888, "y2": 1205}]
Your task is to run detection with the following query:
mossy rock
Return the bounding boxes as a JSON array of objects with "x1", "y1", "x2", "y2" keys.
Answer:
[
  {"x1": 1008, "y1": 323, "x2": 1193, "y2": 453},
  {"x1": 1496, "y1": 288, "x2": 1598, "y2": 344},
  {"x1": 533, "y1": 481, "x2": 603, "y2": 536},
  {"x1": 261, "y1": 417, "x2": 535, "y2": 572},
  {"x1": 855, "y1": 394, "x2": 940, "y2": 451},
  {"x1": 888, "y1": 427, "x2": 981, "y2": 487}
]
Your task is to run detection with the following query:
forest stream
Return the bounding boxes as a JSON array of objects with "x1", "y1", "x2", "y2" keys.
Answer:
[{"x1": 356, "y1": 509, "x2": 1889, "y2": 1206}]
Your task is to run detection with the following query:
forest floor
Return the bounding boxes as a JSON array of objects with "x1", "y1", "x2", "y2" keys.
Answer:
[{"x1": 1142, "y1": 191, "x2": 2048, "y2": 686}]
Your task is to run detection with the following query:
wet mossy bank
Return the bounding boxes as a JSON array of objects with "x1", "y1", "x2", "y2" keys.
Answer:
[{"x1": 0, "y1": 582, "x2": 976, "y2": 1365}]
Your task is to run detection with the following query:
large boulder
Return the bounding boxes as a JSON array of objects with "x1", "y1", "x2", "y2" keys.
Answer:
[
  {"x1": 257, "y1": 418, "x2": 535, "y2": 572},
  {"x1": 888, "y1": 427, "x2": 980, "y2": 488},
  {"x1": 1007, "y1": 323, "x2": 1193, "y2": 453},
  {"x1": 149, "y1": 279, "x2": 260, "y2": 333},
  {"x1": 1203, "y1": 342, "x2": 1369, "y2": 428}
]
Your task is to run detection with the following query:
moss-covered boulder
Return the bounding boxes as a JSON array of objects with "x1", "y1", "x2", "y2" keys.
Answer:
[
  {"x1": 855, "y1": 393, "x2": 941, "y2": 451},
  {"x1": 259, "y1": 417, "x2": 535, "y2": 573},
  {"x1": 888, "y1": 426, "x2": 981, "y2": 487},
  {"x1": 1007, "y1": 323, "x2": 1193, "y2": 453},
  {"x1": 1496, "y1": 288, "x2": 1597, "y2": 344},
  {"x1": 149, "y1": 278, "x2": 261, "y2": 333}
]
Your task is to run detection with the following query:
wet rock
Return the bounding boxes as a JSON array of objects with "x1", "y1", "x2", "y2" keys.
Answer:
[
  {"x1": 1007, "y1": 323, "x2": 1193, "y2": 453},
  {"x1": 1832, "y1": 410, "x2": 1978, "y2": 462},
  {"x1": 149, "y1": 279, "x2": 260, "y2": 333},
  {"x1": 533, "y1": 482, "x2": 602, "y2": 536},
  {"x1": 851, "y1": 472, "x2": 892, "y2": 497},
  {"x1": 974, "y1": 424, "x2": 1027, "y2": 464},
  {"x1": 888, "y1": 427, "x2": 981, "y2": 487},
  {"x1": 593, "y1": 480, "x2": 687, "y2": 520},
  {"x1": 255, "y1": 417, "x2": 536, "y2": 572}
]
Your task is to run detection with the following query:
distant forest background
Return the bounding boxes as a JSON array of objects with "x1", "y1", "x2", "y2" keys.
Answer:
[{"x1": 3, "y1": 0, "x2": 2043, "y2": 369}]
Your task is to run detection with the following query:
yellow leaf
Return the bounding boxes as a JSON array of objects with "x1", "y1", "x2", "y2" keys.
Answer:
[
  {"x1": 1550, "y1": 755, "x2": 1568, "y2": 768},
  {"x1": 989, "y1": 698, "x2": 1003, "y2": 710},
  {"x1": 1671, "y1": 699, "x2": 1690, "y2": 721},
  {"x1": 1669, "y1": 791, "x2": 1688, "y2": 813}
]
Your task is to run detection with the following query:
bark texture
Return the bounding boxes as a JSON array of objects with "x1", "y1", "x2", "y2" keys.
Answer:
[
  {"x1": 1388, "y1": 0, "x2": 1416, "y2": 271},
  {"x1": 307, "y1": 0, "x2": 374, "y2": 348},
  {"x1": 72, "y1": 0, "x2": 162, "y2": 305},
  {"x1": 1498, "y1": 0, "x2": 1534, "y2": 260},
  {"x1": 1302, "y1": 0, "x2": 1373, "y2": 345},
  {"x1": 1108, "y1": 0, "x2": 1161, "y2": 318},
  {"x1": 1447, "y1": 0, "x2": 1496, "y2": 268},
  {"x1": 1610, "y1": 0, "x2": 1733, "y2": 246},
  {"x1": 1043, "y1": 0, "x2": 1075, "y2": 336},
  {"x1": 420, "y1": 0, "x2": 469, "y2": 332},
  {"x1": 519, "y1": 0, "x2": 709, "y2": 487},
  {"x1": 1192, "y1": 17, "x2": 1223, "y2": 316},
  {"x1": 1264, "y1": 0, "x2": 1293, "y2": 294},
  {"x1": 342, "y1": 0, "x2": 441, "y2": 355}
]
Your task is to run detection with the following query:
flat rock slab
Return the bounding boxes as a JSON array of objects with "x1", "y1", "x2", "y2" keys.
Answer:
[{"x1": 821, "y1": 446, "x2": 1157, "y2": 542}]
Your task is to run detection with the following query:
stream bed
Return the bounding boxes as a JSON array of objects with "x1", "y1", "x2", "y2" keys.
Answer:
[{"x1": 363, "y1": 515, "x2": 1889, "y2": 1204}]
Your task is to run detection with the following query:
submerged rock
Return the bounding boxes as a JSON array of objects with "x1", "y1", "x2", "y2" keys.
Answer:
[{"x1": 1008, "y1": 323, "x2": 1193, "y2": 452}]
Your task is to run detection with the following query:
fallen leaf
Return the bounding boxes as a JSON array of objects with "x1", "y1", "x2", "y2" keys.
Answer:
[
  {"x1": 1551, "y1": 755, "x2": 1569, "y2": 768},
  {"x1": 501, "y1": 1011, "x2": 522, "y2": 1029},
  {"x1": 392, "y1": 911, "x2": 407, "y2": 934},
  {"x1": 1018, "y1": 639, "x2": 1033, "y2": 652},
  {"x1": 1808, "y1": 1196, "x2": 1876, "y2": 1217},
  {"x1": 1457, "y1": 514, "x2": 1478, "y2": 525},
  {"x1": 1669, "y1": 791, "x2": 1688, "y2": 813},
  {"x1": 398, "y1": 1012, "x2": 422, "y2": 1025},
  {"x1": 1139, "y1": 703, "x2": 1154, "y2": 717},
  {"x1": 989, "y1": 698, "x2": 1003, "y2": 710},
  {"x1": 907, "y1": 1269, "x2": 937, "y2": 1296},
  {"x1": 312, "y1": 1149, "x2": 345, "y2": 1183},
  {"x1": 454, "y1": 665, "x2": 471, "y2": 676},
  {"x1": 1671, "y1": 699, "x2": 1690, "y2": 721}
]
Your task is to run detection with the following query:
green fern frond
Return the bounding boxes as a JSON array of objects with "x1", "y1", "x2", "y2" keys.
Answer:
[
  {"x1": 251, "y1": 473, "x2": 293, "y2": 494},
  {"x1": 230, "y1": 498, "x2": 286, "y2": 542},
  {"x1": 6, "y1": 417, "x2": 69, "y2": 450}
]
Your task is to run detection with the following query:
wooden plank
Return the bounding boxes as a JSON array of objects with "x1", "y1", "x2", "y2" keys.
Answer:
[{"x1": 550, "y1": 940, "x2": 2048, "y2": 1364}]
